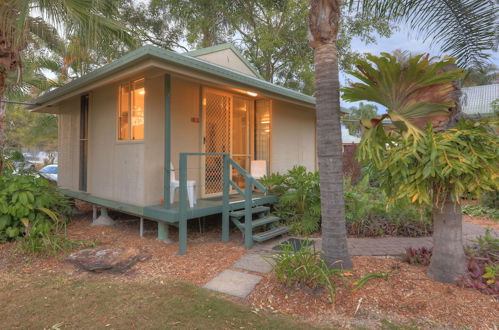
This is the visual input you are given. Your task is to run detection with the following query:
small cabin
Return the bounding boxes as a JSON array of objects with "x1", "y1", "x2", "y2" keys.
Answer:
[{"x1": 30, "y1": 43, "x2": 317, "y2": 254}]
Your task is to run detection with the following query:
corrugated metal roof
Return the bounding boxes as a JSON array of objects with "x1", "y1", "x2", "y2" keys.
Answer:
[
  {"x1": 461, "y1": 84, "x2": 498, "y2": 116},
  {"x1": 30, "y1": 45, "x2": 315, "y2": 109}
]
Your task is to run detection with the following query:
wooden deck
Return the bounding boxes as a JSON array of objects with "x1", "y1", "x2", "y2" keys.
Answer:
[
  {"x1": 144, "y1": 192, "x2": 278, "y2": 223},
  {"x1": 59, "y1": 188, "x2": 277, "y2": 224}
]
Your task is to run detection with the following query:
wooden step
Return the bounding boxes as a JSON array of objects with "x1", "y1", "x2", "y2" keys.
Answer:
[
  {"x1": 229, "y1": 206, "x2": 270, "y2": 219},
  {"x1": 252, "y1": 226, "x2": 290, "y2": 243},
  {"x1": 232, "y1": 216, "x2": 281, "y2": 230}
]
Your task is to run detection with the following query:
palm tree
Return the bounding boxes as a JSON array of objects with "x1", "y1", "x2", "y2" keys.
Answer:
[
  {"x1": 309, "y1": 0, "x2": 352, "y2": 269},
  {"x1": 0, "y1": 0, "x2": 132, "y2": 173},
  {"x1": 308, "y1": 0, "x2": 496, "y2": 269}
]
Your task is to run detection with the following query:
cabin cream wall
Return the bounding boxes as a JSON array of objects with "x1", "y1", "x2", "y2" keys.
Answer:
[
  {"x1": 87, "y1": 83, "x2": 145, "y2": 205},
  {"x1": 271, "y1": 100, "x2": 316, "y2": 174},
  {"x1": 170, "y1": 77, "x2": 202, "y2": 201},
  {"x1": 143, "y1": 75, "x2": 165, "y2": 205},
  {"x1": 195, "y1": 49, "x2": 256, "y2": 77},
  {"x1": 57, "y1": 97, "x2": 80, "y2": 190},
  {"x1": 142, "y1": 75, "x2": 202, "y2": 206}
]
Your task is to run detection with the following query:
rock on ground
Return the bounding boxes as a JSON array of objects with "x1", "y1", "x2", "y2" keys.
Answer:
[{"x1": 65, "y1": 246, "x2": 150, "y2": 273}]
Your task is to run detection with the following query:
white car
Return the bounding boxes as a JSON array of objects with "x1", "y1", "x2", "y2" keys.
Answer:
[{"x1": 39, "y1": 165, "x2": 58, "y2": 182}]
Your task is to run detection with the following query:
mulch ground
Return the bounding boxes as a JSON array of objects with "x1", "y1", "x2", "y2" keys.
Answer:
[
  {"x1": 1, "y1": 210, "x2": 498, "y2": 329},
  {"x1": 0, "y1": 213, "x2": 246, "y2": 287},
  {"x1": 248, "y1": 256, "x2": 498, "y2": 329}
]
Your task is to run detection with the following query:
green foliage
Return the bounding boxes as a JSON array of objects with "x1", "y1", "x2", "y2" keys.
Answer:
[
  {"x1": 358, "y1": 120, "x2": 499, "y2": 208},
  {"x1": 403, "y1": 232, "x2": 499, "y2": 296},
  {"x1": 260, "y1": 166, "x2": 320, "y2": 235},
  {"x1": 261, "y1": 167, "x2": 431, "y2": 237},
  {"x1": 402, "y1": 247, "x2": 433, "y2": 266},
  {"x1": 139, "y1": 0, "x2": 393, "y2": 94},
  {"x1": 355, "y1": 0, "x2": 497, "y2": 68},
  {"x1": 459, "y1": 231, "x2": 499, "y2": 296},
  {"x1": 0, "y1": 174, "x2": 71, "y2": 243},
  {"x1": 352, "y1": 272, "x2": 389, "y2": 291},
  {"x1": 342, "y1": 52, "x2": 464, "y2": 137},
  {"x1": 344, "y1": 176, "x2": 431, "y2": 237},
  {"x1": 341, "y1": 102, "x2": 378, "y2": 137},
  {"x1": 266, "y1": 241, "x2": 339, "y2": 303},
  {"x1": 4, "y1": 104, "x2": 58, "y2": 151},
  {"x1": 462, "y1": 205, "x2": 499, "y2": 222},
  {"x1": 481, "y1": 190, "x2": 499, "y2": 209}
]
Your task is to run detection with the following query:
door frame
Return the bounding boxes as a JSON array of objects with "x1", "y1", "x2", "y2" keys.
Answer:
[{"x1": 201, "y1": 87, "x2": 255, "y2": 197}]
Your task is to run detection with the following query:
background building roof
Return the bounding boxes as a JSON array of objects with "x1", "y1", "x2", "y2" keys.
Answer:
[{"x1": 461, "y1": 84, "x2": 498, "y2": 116}]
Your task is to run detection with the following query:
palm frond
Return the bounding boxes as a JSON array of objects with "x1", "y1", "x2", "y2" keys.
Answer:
[
  {"x1": 352, "y1": 0, "x2": 498, "y2": 68},
  {"x1": 341, "y1": 52, "x2": 464, "y2": 136}
]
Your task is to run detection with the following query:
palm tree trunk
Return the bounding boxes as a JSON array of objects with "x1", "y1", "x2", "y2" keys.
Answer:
[
  {"x1": 428, "y1": 197, "x2": 466, "y2": 283},
  {"x1": 0, "y1": 91, "x2": 5, "y2": 173},
  {"x1": 314, "y1": 42, "x2": 352, "y2": 269},
  {"x1": 309, "y1": 0, "x2": 352, "y2": 269}
]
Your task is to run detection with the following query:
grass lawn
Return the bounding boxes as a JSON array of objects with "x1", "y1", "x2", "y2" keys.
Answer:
[{"x1": 0, "y1": 274, "x2": 322, "y2": 330}]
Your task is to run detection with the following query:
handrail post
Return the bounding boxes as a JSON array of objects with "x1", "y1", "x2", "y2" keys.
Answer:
[
  {"x1": 244, "y1": 177, "x2": 253, "y2": 248},
  {"x1": 222, "y1": 154, "x2": 230, "y2": 242},
  {"x1": 178, "y1": 154, "x2": 188, "y2": 255}
]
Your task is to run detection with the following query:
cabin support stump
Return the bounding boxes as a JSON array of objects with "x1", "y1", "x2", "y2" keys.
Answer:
[
  {"x1": 92, "y1": 207, "x2": 115, "y2": 226},
  {"x1": 157, "y1": 222, "x2": 172, "y2": 243}
]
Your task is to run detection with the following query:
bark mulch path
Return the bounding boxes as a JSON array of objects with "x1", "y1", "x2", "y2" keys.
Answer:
[
  {"x1": 248, "y1": 256, "x2": 498, "y2": 329},
  {"x1": 0, "y1": 214, "x2": 246, "y2": 287},
  {"x1": 463, "y1": 214, "x2": 499, "y2": 231}
]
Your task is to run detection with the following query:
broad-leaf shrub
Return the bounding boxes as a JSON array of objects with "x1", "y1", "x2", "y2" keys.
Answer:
[
  {"x1": 261, "y1": 166, "x2": 321, "y2": 235},
  {"x1": 0, "y1": 174, "x2": 71, "y2": 242},
  {"x1": 459, "y1": 231, "x2": 499, "y2": 297},
  {"x1": 358, "y1": 120, "x2": 499, "y2": 208},
  {"x1": 403, "y1": 232, "x2": 499, "y2": 297},
  {"x1": 462, "y1": 204, "x2": 499, "y2": 222},
  {"x1": 344, "y1": 176, "x2": 431, "y2": 237},
  {"x1": 261, "y1": 167, "x2": 430, "y2": 237}
]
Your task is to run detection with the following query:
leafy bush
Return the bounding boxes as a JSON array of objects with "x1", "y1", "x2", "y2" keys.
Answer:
[
  {"x1": 266, "y1": 241, "x2": 339, "y2": 303},
  {"x1": 344, "y1": 176, "x2": 432, "y2": 237},
  {"x1": 403, "y1": 232, "x2": 499, "y2": 297},
  {"x1": 458, "y1": 231, "x2": 499, "y2": 297},
  {"x1": 261, "y1": 167, "x2": 431, "y2": 237},
  {"x1": 261, "y1": 166, "x2": 321, "y2": 235},
  {"x1": 402, "y1": 247, "x2": 432, "y2": 266},
  {"x1": 462, "y1": 204, "x2": 499, "y2": 222},
  {"x1": 0, "y1": 174, "x2": 73, "y2": 251},
  {"x1": 481, "y1": 190, "x2": 499, "y2": 209}
]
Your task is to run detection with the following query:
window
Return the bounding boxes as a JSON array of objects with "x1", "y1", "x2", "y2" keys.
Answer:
[
  {"x1": 255, "y1": 99, "x2": 271, "y2": 174},
  {"x1": 118, "y1": 78, "x2": 145, "y2": 140}
]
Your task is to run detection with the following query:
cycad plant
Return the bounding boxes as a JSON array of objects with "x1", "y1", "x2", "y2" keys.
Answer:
[{"x1": 342, "y1": 53, "x2": 499, "y2": 283}]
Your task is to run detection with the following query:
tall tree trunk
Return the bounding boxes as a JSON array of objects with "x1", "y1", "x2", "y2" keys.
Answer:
[
  {"x1": 309, "y1": 0, "x2": 352, "y2": 269},
  {"x1": 0, "y1": 93, "x2": 5, "y2": 173},
  {"x1": 428, "y1": 197, "x2": 466, "y2": 283}
]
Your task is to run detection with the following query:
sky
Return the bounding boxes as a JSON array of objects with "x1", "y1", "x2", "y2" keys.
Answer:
[{"x1": 339, "y1": 25, "x2": 498, "y2": 110}]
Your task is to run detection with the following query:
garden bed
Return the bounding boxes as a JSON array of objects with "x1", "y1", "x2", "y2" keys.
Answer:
[
  {"x1": 1, "y1": 212, "x2": 498, "y2": 329},
  {"x1": 0, "y1": 213, "x2": 246, "y2": 287},
  {"x1": 248, "y1": 256, "x2": 498, "y2": 329}
]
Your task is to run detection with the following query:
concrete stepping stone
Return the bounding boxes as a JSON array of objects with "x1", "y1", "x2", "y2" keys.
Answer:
[
  {"x1": 203, "y1": 269, "x2": 262, "y2": 298},
  {"x1": 232, "y1": 253, "x2": 273, "y2": 274}
]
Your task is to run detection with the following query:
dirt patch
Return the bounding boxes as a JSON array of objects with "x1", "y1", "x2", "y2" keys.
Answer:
[
  {"x1": 248, "y1": 256, "x2": 498, "y2": 329},
  {"x1": 463, "y1": 214, "x2": 499, "y2": 230},
  {"x1": 0, "y1": 214, "x2": 246, "y2": 287}
]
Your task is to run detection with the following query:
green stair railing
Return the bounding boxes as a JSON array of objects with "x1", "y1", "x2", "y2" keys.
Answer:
[
  {"x1": 227, "y1": 158, "x2": 267, "y2": 249},
  {"x1": 177, "y1": 152, "x2": 267, "y2": 254}
]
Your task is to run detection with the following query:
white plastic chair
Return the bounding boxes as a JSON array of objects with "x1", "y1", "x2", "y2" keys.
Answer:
[
  {"x1": 251, "y1": 160, "x2": 267, "y2": 179},
  {"x1": 170, "y1": 162, "x2": 197, "y2": 208}
]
